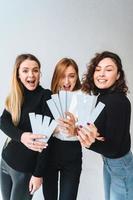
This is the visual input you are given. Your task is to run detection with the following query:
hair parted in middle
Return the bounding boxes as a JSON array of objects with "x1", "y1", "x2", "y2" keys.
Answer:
[
  {"x1": 51, "y1": 58, "x2": 81, "y2": 93},
  {"x1": 5, "y1": 53, "x2": 41, "y2": 125}
]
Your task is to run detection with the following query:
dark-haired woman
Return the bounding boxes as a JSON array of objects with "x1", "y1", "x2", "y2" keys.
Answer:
[{"x1": 78, "y1": 51, "x2": 133, "y2": 200}]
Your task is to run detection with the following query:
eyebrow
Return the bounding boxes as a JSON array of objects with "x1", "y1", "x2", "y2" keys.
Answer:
[
  {"x1": 22, "y1": 66, "x2": 39, "y2": 69},
  {"x1": 96, "y1": 65, "x2": 114, "y2": 68}
]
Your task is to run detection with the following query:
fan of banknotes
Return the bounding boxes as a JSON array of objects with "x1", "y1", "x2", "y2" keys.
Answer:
[
  {"x1": 29, "y1": 113, "x2": 57, "y2": 142},
  {"x1": 29, "y1": 91, "x2": 105, "y2": 141},
  {"x1": 47, "y1": 90, "x2": 105, "y2": 126}
]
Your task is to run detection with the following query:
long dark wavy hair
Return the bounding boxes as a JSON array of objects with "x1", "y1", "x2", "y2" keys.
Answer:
[{"x1": 82, "y1": 51, "x2": 128, "y2": 95}]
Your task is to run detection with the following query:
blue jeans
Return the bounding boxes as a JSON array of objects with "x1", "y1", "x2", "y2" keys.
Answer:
[
  {"x1": 0, "y1": 159, "x2": 33, "y2": 200},
  {"x1": 103, "y1": 151, "x2": 133, "y2": 200}
]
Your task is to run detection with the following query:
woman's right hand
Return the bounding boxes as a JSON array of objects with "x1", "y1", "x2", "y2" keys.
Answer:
[
  {"x1": 57, "y1": 112, "x2": 77, "y2": 136},
  {"x1": 21, "y1": 132, "x2": 48, "y2": 152},
  {"x1": 77, "y1": 123, "x2": 104, "y2": 148}
]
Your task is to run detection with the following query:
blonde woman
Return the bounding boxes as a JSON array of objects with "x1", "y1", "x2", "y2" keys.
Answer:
[{"x1": 0, "y1": 54, "x2": 52, "y2": 200}]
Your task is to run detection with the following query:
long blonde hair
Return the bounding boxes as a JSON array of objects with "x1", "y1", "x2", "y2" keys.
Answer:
[
  {"x1": 51, "y1": 58, "x2": 81, "y2": 93},
  {"x1": 5, "y1": 54, "x2": 41, "y2": 125}
]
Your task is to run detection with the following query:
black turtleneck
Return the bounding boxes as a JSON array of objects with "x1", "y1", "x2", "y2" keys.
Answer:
[
  {"x1": 0, "y1": 85, "x2": 53, "y2": 176},
  {"x1": 89, "y1": 88, "x2": 131, "y2": 158}
]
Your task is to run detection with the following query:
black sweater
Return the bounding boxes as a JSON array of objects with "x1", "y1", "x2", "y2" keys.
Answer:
[
  {"x1": 90, "y1": 89, "x2": 131, "y2": 158},
  {"x1": 0, "y1": 85, "x2": 53, "y2": 177}
]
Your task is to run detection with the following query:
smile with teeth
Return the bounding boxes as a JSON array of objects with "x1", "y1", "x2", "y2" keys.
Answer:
[{"x1": 97, "y1": 79, "x2": 107, "y2": 83}]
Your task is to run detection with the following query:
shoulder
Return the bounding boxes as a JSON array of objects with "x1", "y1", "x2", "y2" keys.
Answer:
[
  {"x1": 100, "y1": 92, "x2": 131, "y2": 111},
  {"x1": 39, "y1": 86, "x2": 52, "y2": 100},
  {"x1": 109, "y1": 92, "x2": 130, "y2": 105}
]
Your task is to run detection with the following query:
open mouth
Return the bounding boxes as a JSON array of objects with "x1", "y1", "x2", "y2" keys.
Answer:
[
  {"x1": 27, "y1": 80, "x2": 35, "y2": 84},
  {"x1": 26, "y1": 80, "x2": 37, "y2": 88},
  {"x1": 62, "y1": 85, "x2": 71, "y2": 91}
]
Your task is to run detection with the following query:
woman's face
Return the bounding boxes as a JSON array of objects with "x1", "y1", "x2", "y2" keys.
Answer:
[
  {"x1": 59, "y1": 65, "x2": 78, "y2": 91},
  {"x1": 93, "y1": 57, "x2": 120, "y2": 89},
  {"x1": 18, "y1": 59, "x2": 40, "y2": 91}
]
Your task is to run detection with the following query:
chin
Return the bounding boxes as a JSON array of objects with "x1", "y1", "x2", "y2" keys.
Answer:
[{"x1": 27, "y1": 86, "x2": 37, "y2": 91}]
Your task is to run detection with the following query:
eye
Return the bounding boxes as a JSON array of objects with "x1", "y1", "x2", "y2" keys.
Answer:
[
  {"x1": 69, "y1": 75, "x2": 75, "y2": 78},
  {"x1": 33, "y1": 69, "x2": 40, "y2": 73},
  {"x1": 95, "y1": 67, "x2": 101, "y2": 71},
  {"x1": 23, "y1": 69, "x2": 28, "y2": 73},
  {"x1": 106, "y1": 68, "x2": 113, "y2": 72}
]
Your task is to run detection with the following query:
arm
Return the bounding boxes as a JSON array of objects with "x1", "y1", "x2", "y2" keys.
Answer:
[
  {"x1": 0, "y1": 109, "x2": 48, "y2": 151},
  {"x1": 32, "y1": 138, "x2": 52, "y2": 177},
  {"x1": 30, "y1": 89, "x2": 54, "y2": 177},
  {"x1": 0, "y1": 109, "x2": 23, "y2": 141},
  {"x1": 89, "y1": 96, "x2": 131, "y2": 157}
]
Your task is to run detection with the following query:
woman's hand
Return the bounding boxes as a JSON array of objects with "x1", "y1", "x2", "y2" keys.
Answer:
[
  {"x1": 21, "y1": 132, "x2": 48, "y2": 152},
  {"x1": 58, "y1": 112, "x2": 77, "y2": 136},
  {"x1": 77, "y1": 123, "x2": 104, "y2": 148},
  {"x1": 29, "y1": 176, "x2": 43, "y2": 195}
]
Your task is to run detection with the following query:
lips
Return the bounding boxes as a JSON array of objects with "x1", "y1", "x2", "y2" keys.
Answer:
[
  {"x1": 27, "y1": 80, "x2": 35, "y2": 83},
  {"x1": 26, "y1": 80, "x2": 37, "y2": 88},
  {"x1": 97, "y1": 79, "x2": 107, "y2": 83},
  {"x1": 63, "y1": 85, "x2": 71, "y2": 90},
  {"x1": 27, "y1": 78, "x2": 37, "y2": 84}
]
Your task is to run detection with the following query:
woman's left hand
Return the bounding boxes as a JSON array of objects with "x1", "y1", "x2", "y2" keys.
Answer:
[
  {"x1": 29, "y1": 176, "x2": 43, "y2": 195},
  {"x1": 58, "y1": 112, "x2": 77, "y2": 136}
]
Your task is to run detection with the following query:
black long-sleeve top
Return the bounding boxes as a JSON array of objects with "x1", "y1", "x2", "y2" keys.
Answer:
[
  {"x1": 0, "y1": 85, "x2": 53, "y2": 177},
  {"x1": 89, "y1": 88, "x2": 131, "y2": 158}
]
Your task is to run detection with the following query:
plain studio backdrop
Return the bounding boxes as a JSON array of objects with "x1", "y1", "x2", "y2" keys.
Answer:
[{"x1": 0, "y1": 0, "x2": 133, "y2": 199}]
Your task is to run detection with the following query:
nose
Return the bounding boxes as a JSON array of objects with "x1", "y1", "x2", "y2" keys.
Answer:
[
  {"x1": 99, "y1": 70, "x2": 105, "y2": 77},
  {"x1": 28, "y1": 71, "x2": 34, "y2": 77},
  {"x1": 64, "y1": 77, "x2": 69, "y2": 84}
]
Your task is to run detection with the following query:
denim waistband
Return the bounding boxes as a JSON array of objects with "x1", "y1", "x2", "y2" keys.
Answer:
[{"x1": 102, "y1": 151, "x2": 133, "y2": 167}]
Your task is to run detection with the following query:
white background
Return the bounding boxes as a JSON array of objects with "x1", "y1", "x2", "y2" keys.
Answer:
[{"x1": 0, "y1": 0, "x2": 133, "y2": 199}]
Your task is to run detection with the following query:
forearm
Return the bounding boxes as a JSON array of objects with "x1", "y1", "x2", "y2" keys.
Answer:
[
  {"x1": 89, "y1": 139, "x2": 121, "y2": 158},
  {"x1": 33, "y1": 138, "x2": 52, "y2": 177},
  {"x1": 0, "y1": 111, "x2": 23, "y2": 141}
]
